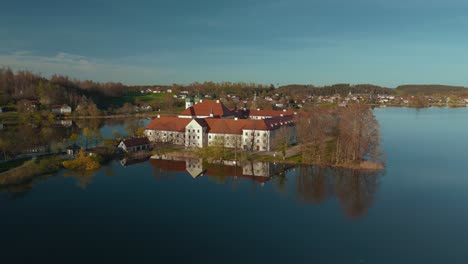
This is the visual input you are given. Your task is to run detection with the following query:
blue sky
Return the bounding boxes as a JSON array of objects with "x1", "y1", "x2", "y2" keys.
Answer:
[{"x1": 2, "y1": 0, "x2": 468, "y2": 87}]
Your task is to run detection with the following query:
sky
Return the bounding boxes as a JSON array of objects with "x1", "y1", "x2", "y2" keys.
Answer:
[{"x1": 2, "y1": 0, "x2": 468, "y2": 87}]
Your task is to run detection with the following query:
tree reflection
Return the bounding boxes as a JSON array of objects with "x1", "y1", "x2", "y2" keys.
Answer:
[
  {"x1": 296, "y1": 166, "x2": 329, "y2": 204},
  {"x1": 296, "y1": 166, "x2": 381, "y2": 218},
  {"x1": 334, "y1": 169, "x2": 379, "y2": 218},
  {"x1": 63, "y1": 170, "x2": 98, "y2": 190}
]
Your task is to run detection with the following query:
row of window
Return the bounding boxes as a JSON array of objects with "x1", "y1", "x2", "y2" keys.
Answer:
[{"x1": 244, "y1": 132, "x2": 268, "y2": 137}]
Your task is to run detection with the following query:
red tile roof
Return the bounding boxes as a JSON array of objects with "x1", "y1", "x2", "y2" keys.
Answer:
[
  {"x1": 145, "y1": 114, "x2": 295, "y2": 134},
  {"x1": 149, "y1": 159, "x2": 187, "y2": 172},
  {"x1": 179, "y1": 100, "x2": 234, "y2": 117},
  {"x1": 204, "y1": 116, "x2": 295, "y2": 134},
  {"x1": 146, "y1": 116, "x2": 192, "y2": 132}
]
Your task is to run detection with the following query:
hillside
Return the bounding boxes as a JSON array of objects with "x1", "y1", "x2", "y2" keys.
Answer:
[
  {"x1": 277, "y1": 84, "x2": 394, "y2": 96},
  {"x1": 396, "y1": 85, "x2": 468, "y2": 95}
]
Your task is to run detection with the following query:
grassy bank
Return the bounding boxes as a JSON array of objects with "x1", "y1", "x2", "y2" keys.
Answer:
[{"x1": 0, "y1": 156, "x2": 63, "y2": 186}]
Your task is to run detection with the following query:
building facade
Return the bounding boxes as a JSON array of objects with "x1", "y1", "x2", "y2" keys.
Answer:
[{"x1": 144, "y1": 100, "x2": 297, "y2": 151}]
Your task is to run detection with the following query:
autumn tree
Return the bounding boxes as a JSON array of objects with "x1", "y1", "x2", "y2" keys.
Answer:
[
  {"x1": 335, "y1": 103, "x2": 381, "y2": 164},
  {"x1": 273, "y1": 126, "x2": 291, "y2": 160}
]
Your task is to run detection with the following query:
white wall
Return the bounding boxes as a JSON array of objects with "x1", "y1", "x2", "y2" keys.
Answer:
[
  {"x1": 185, "y1": 120, "x2": 206, "y2": 148},
  {"x1": 241, "y1": 129, "x2": 271, "y2": 151},
  {"x1": 145, "y1": 129, "x2": 185, "y2": 145}
]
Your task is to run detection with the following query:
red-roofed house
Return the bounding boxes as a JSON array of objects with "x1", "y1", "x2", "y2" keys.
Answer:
[
  {"x1": 144, "y1": 115, "x2": 191, "y2": 144},
  {"x1": 118, "y1": 137, "x2": 151, "y2": 152},
  {"x1": 178, "y1": 99, "x2": 234, "y2": 119}
]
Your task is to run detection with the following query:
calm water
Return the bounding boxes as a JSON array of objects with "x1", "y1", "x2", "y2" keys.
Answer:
[{"x1": 1, "y1": 108, "x2": 468, "y2": 263}]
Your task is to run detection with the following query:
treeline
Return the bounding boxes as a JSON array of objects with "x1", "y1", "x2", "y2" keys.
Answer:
[
  {"x1": 277, "y1": 83, "x2": 394, "y2": 98},
  {"x1": 183, "y1": 81, "x2": 274, "y2": 99},
  {"x1": 0, "y1": 68, "x2": 274, "y2": 112},
  {"x1": 395, "y1": 85, "x2": 468, "y2": 95},
  {"x1": 296, "y1": 103, "x2": 383, "y2": 169},
  {"x1": 0, "y1": 68, "x2": 146, "y2": 110}
]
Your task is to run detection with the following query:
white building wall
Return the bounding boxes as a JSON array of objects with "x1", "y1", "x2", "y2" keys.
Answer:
[
  {"x1": 241, "y1": 129, "x2": 271, "y2": 151},
  {"x1": 144, "y1": 129, "x2": 185, "y2": 145},
  {"x1": 207, "y1": 133, "x2": 242, "y2": 148},
  {"x1": 242, "y1": 161, "x2": 271, "y2": 177},
  {"x1": 185, "y1": 120, "x2": 206, "y2": 148}
]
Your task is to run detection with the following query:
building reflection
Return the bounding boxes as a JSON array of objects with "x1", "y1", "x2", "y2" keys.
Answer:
[{"x1": 148, "y1": 157, "x2": 292, "y2": 185}]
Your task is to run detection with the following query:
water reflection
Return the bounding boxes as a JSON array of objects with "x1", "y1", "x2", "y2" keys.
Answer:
[
  {"x1": 296, "y1": 166, "x2": 381, "y2": 218},
  {"x1": 148, "y1": 158, "x2": 291, "y2": 185},
  {"x1": 0, "y1": 118, "x2": 150, "y2": 160},
  {"x1": 148, "y1": 158, "x2": 382, "y2": 218}
]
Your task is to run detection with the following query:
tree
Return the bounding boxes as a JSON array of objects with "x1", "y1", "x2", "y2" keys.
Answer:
[
  {"x1": 87, "y1": 100, "x2": 101, "y2": 117},
  {"x1": 111, "y1": 129, "x2": 123, "y2": 140},
  {"x1": 335, "y1": 103, "x2": 381, "y2": 164},
  {"x1": 273, "y1": 126, "x2": 291, "y2": 160},
  {"x1": 0, "y1": 135, "x2": 12, "y2": 160},
  {"x1": 124, "y1": 119, "x2": 144, "y2": 137}
]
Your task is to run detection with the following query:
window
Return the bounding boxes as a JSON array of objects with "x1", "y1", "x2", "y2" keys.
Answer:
[
  {"x1": 209, "y1": 135, "x2": 211, "y2": 139},
  {"x1": 257, "y1": 139, "x2": 260, "y2": 143},
  {"x1": 197, "y1": 130, "x2": 200, "y2": 133},
  {"x1": 197, "y1": 136, "x2": 200, "y2": 139},
  {"x1": 245, "y1": 132, "x2": 248, "y2": 136},
  {"x1": 257, "y1": 133, "x2": 260, "y2": 136}
]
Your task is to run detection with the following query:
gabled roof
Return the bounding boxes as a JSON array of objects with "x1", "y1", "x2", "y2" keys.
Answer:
[
  {"x1": 146, "y1": 116, "x2": 192, "y2": 132},
  {"x1": 179, "y1": 100, "x2": 234, "y2": 117},
  {"x1": 122, "y1": 137, "x2": 150, "y2": 147}
]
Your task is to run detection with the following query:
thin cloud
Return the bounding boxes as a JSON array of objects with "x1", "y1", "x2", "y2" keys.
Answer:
[{"x1": 0, "y1": 51, "x2": 172, "y2": 84}]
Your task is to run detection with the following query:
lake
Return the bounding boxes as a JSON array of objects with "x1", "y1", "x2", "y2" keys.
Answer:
[{"x1": 1, "y1": 107, "x2": 467, "y2": 263}]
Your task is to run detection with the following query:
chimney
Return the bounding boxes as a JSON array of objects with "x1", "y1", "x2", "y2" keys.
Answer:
[
  {"x1": 157, "y1": 115, "x2": 160, "y2": 118},
  {"x1": 280, "y1": 114, "x2": 283, "y2": 117},
  {"x1": 216, "y1": 100, "x2": 220, "y2": 103},
  {"x1": 234, "y1": 117, "x2": 238, "y2": 121},
  {"x1": 283, "y1": 109, "x2": 286, "y2": 112},
  {"x1": 200, "y1": 99, "x2": 203, "y2": 103},
  {"x1": 257, "y1": 108, "x2": 260, "y2": 111}
]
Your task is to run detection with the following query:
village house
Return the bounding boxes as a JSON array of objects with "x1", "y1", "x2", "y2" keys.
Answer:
[
  {"x1": 118, "y1": 137, "x2": 152, "y2": 152},
  {"x1": 144, "y1": 100, "x2": 297, "y2": 151},
  {"x1": 51, "y1": 104, "x2": 72, "y2": 114}
]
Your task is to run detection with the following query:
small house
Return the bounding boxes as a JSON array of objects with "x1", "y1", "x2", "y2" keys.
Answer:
[
  {"x1": 118, "y1": 137, "x2": 151, "y2": 152},
  {"x1": 66, "y1": 144, "x2": 81, "y2": 156},
  {"x1": 52, "y1": 104, "x2": 72, "y2": 114}
]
